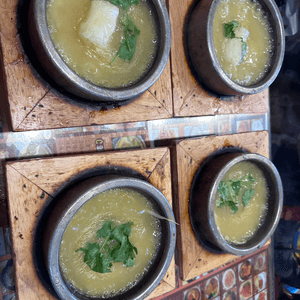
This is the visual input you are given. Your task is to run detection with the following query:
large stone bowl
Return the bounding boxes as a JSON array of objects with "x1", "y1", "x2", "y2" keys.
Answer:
[{"x1": 28, "y1": 0, "x2": 171, "y2": 101}]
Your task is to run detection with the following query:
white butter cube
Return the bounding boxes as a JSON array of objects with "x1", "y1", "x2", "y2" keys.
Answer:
[
  {"x1": 223, "y1": 38, "x2": 243, "y2": 66},
  {"x1": 80, "y1": 0, "x2": 119, "y2": 48},
  {"x1": 223, "y1": 27, "x2": 249, "y2": 66}
]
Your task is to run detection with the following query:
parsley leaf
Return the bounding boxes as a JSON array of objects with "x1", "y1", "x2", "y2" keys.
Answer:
[
  {"x1": 108, "y1": 0, "x2": 139, "y2": 11},
  {"x1": 242, "y1": 189, "x2": 255, "y2": 207},
  {"x1": 76, "y1": 221, "x2": 138, "y2": 273},
  {"x1": 218, "y1": 180, "x2": 229, "y2": 200},
  {"x1": 111, "y1": 14, "x2": 140, "y2": 64},
  {"x1": 223, "y1": 21, "x2": 248, "y2": 61},
  {"x1": 224, "y1": 21, "x2": 239, "y2": 39},
  {"x1": 216, "y1": 171, "x2": 255, "y2": 213}
]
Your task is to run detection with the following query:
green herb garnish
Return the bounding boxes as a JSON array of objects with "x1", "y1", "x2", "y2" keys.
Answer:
[
  {"x1": 223, "y1": 21, "x2": 247, "y2": 61},
  {"x1": 108, "y1": 0, "x2": 140, "y2": 65},
  {"x1": 224, "y1": 20, "x2": 239, "y2": 39},
  {"x1": 217, "y1": 171, "x2": 255, "y2": 213},
  {"x1": 76, "y1": 221, "x2": 138, "y2": 273},
  {"x1": 108, "y1": 0, "x2": 139, "y2": 11},
  {"x1": 111, "y1": 14, "x2": 140, "y2": 64}
]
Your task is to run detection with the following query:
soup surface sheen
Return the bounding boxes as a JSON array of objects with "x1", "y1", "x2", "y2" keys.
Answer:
[
  {"x1": 59, "y1": 187, "x2": 161, "y2": 297},
  {"x1": 214, "y1": 161, "x2": 268, "y2": 244},
  {"x1": 46, "y1": 0, "x2": 157, "y2": 88},
  {"x1": 213, "y1": 0, "x2": 273, "y2": 85}
]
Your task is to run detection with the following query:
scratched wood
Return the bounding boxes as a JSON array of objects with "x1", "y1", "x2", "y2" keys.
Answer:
[
  {"x1": 0, "y1": 0, "x2": 172, "y2": 131},
  {"x1": 169, "y1": 0, "x2": 269, "y2": 117},
  {"x1": 6, "y1": 148, "x2": 175, "y2": 300},
  {"x1": 172, "y1": 131, "x2": 270, "y2": 281}
]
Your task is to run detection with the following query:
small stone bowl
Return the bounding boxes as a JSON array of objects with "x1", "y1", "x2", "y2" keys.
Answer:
[
  {"x1": 185, "y1": 0, "x2": 285, "y2": 96},
  {"x1": 189, "y1": 152, "x2": 283, "y2": 256},
  {"x1": 43, "y1": 176, "x2": 176, "y2": 300},
  {"x1": 28, "y1": 0, "x2": 171, "y2": 101}
]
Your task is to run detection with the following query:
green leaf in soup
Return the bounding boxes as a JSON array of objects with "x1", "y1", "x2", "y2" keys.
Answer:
[
  {"x1": 108, "y1": 0, "x2": 139, "y2": 10},
  {"x1": 229, "y1": 201, "x2": 239, "y2": 213},
  {"x1": 223, "y1": 20, "x2": 239, "y2": 39},
  {"x1": 240, "y1": 37, "x2": 247, "y2": 61},
  {"x1": 91, "y1": 252, "x2": 112, "y2": 273},
  {"x1": 111, "y1": 15, "x2": 140, "y2": 64},
  {"x1": 230, "y1": 180, "x2": 241, "y2": 196},
  {"x1": 76, "y1": 221, "x2": 137, "y2": 273},
  {"x1": 218, "y1": 180, "x2": 229, "y2": 200},
  {"x1": 248, "y1": 171, "x2": 254, "y2": 182},
  {"x1": 96, "y1": 220, "x2": 114, "y2": 238},
  {"x1": 242, "y1": 189, "x2": 255, "y2": 207}
]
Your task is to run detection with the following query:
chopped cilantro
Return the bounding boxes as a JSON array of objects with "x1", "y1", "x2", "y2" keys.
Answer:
[
  {"x1": 111, "y1": 14, "x2": 140, "y2": 64},
  {"x1": 216, "y1": 171, "x2": 255, "y2": 213},
  {"x1": 108, "y1": 0, "x2": 139, "y2": 11},
  {"x1": 76, "y1": 221, "x2": 138, "y2": 273},
  {"x1": 224, "y1": 20, "x2": 239, "y2": 39}
]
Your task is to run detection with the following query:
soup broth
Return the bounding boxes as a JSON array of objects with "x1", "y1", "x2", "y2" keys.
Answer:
[
  {"x1": 214, "y1": 161, "x2": 268, "y2": 244},
  {"x1": 46, "y1": 0, "x2": 157, "y2": 88},
  {"x1": 213, "y1": 0, "x2": 273, "y2": 85},
  {"x1": 59, "y1": 187, "x2": 162, "y2": 297}
]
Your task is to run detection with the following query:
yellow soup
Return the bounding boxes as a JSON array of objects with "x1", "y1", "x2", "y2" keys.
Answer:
[
  {"x1": 59, "y1": 187, "x2": 161, "y2": 297},
  {"x1": 214, "y1": 161, "x2": 268, "y2": 244},
  {"x1": 46, "y1": 0, "x2": 157, "y2": 88},
  {"x1": 213, "y1": 0, "x2": 273, "y2": 85}
]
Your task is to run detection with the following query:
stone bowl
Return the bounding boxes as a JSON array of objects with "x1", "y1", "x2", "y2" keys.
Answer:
[
  {"x1": 185, "y1": 0, "x2": 285, "y2": 96},
  {"x1": 28, "y1": 0, "x2": 171, "y2": 102},
  {"x1": 43, "y1": 176, "x2": 176, "y2": 300},
  {"x1": 189, "y1": 151, "x2": 283, "y2": 256}
]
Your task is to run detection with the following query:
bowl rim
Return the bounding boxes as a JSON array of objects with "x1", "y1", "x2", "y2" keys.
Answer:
[
  {"x1": 209, "y1": 153, "x2": 283, "y2": 255},
  {"x1": 206, "y1": 0, "x2": 285, "y2": 94},
  {"x1": 47, "y1": 177, "x2": 176, "y2": 300},
  {"x1": 33, "y1": 0, "x2": 171, "y2": 101}
]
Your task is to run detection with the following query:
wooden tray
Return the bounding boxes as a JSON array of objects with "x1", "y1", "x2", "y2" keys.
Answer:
[
  {"x1": 0, "y1": 1, "x2": 172, "y2": 131},
  {"x1": 171, "y1": 131, "x2": 270, "y2": 281},
  {"x1": 5, "y1": 148, "x2": 175, "y2": 299},
  {"x1": 169, "y1": 0, "x2": 269, "y2": 117}
]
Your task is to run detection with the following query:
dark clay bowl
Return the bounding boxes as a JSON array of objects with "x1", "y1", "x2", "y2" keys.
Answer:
[
  {"x1": 189, "y1": 152, "x2": 283, "y2": 256},
  {"x1": 28, "y1": 0, "x2": 171, "y2": 102},
  {"x1": 186, "y1": 0, "x2": 285, "y2": 96},
  {"x1": 43, "y1": 176, "x2": 176, "y2": 300}
]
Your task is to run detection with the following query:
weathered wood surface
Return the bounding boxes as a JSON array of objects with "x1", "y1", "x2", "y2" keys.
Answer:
[
  {"x1": 173, "y1": 131, "x2": 270, "y2": 280},
  {"x1": 0, "y1": 0, "x2": 172, "y2": 131},
  {"x1": 6, "y1": 148, "x2": 175, "y2": 300},
  {"x1": 169, "y1": 0, "x2": 269, "y2": 117}
]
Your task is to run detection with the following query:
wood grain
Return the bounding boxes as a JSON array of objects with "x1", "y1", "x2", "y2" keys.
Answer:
[
  {"x1": 6, "y1": 166, "x2": 54, "y2": 300},
  {"x1": 0, "y1": 0, "x2": 172, "y2": 131},
  {"x1": 6, "y1": 148, "x2": 175, "y2": 300},
  {"x1": 169, "y1": 0, "x2": 269, "y2": 117},
  {"x1": 173, "y1": 131, "x2": 270, "y2": 280}
]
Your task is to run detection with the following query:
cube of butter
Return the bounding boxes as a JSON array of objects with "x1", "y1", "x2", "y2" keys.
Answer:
[{"x1": 80, "y1": 0, "x2": 119, "y2": 48}]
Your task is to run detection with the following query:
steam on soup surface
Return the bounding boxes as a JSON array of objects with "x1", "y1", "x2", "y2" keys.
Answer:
[
  {"x1": 46, "y1": 0, "x2": 157, "y2": 88},
  {"x1": 214, "y1": 161, "x2": 268, "y2": 244},
  {"x1": 59, "y1": 187, "x2": 162, "y2": 297},
  {"x1": 213, "y1": 0, "x2": 273, "y2": 86}
]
